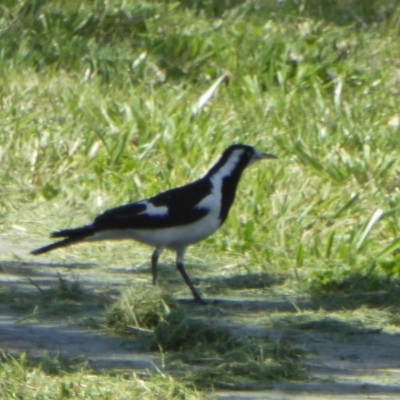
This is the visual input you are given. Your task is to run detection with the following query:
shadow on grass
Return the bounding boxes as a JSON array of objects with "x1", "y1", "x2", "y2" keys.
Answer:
[
  {"x1": 1, "y1": 259, "x2": 400, "y2": 394},
  {"x1": 0, "y1": 320, "x2": 158, "y2": 371},
  {"x1": 309, "y1": 272, "x2": 400, "y2": 310},
  {"x1": 1, "y1": 260, "x2": 96, "y2": 274},
  {"x1": 267, "y1": 313, "x2": 383, "y2": 336},
  {"x1": 0, "y1": 260, "x2": 120, "y2": 318},
  {"x1": 204, "y1": 271, "x2": 286, "y2": 291},
  {"x1": 0, "y1": 259, "x2": 163, "y2": 373}
]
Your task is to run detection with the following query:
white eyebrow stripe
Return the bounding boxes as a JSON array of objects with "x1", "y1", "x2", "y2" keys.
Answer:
[
  {"x1": 137, "y1": 202, "x2": 169, "y2": 216},
  {"x1": 210, "y1": 149, "x2": 242, "y2": 183},
  {"x1": 195, "y1": 149, "x2": 243, "y2": 218}
]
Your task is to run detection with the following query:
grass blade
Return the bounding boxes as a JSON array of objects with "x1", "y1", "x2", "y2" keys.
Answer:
[
  {"x1": 356, "y1": 208, "x2": 384, "y2": 252},
  {"x1": 192, "y1": 72, "x2": 230, "y2": 114}
]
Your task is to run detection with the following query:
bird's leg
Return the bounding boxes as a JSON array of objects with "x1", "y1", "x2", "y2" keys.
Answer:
[
  {"x1": 151, "y1": 247, "x2": 163, "y2": 285},
  {"x1": 176, "y1": 248, "x2": 204, "y2": 304}
]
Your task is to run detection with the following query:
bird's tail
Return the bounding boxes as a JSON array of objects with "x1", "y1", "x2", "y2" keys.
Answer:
[{"x1": 31, "y1": 225, "x2": 94, "y2": 255}]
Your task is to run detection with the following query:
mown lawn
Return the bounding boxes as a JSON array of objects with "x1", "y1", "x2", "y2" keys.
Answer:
[{"x1": 1, "y1": 0, "x2": 400, "y2": 398}]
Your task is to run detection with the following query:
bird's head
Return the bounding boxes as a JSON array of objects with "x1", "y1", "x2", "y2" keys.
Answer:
[
  {"x1": 222, "y1": 144, "x2": 277, "y2": 167},
  {"x1": 206, "y1": 144, "x2": 277, "y2": 179}
]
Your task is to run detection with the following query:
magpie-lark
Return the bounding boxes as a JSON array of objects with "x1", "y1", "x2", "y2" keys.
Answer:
[{"x1": 31, "y1": 144, "x2": 277, "y2": 303}]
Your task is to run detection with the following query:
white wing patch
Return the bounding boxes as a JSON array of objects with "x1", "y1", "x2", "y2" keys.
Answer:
[{"x1": 138, "y1": 201, "x2": 168, "y2": 216}]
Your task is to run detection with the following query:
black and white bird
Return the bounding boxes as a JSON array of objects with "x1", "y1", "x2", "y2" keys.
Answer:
[{"x1": 31, "y1": 144, "x2": 277, "y2": 303}]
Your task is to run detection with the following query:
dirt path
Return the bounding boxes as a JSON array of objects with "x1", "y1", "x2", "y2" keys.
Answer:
[{"x1": 1, "y1": 233, "x2": 400, "y2": 399}]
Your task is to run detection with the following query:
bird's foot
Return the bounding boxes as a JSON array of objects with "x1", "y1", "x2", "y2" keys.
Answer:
[{"x1": 194, "y1": 296, "x2": 208, "y2": 305}]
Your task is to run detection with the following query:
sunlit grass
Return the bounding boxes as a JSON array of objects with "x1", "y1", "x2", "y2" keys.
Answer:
[{"x1": 0, "y1": 352, "x2": 204, "y2": 400}]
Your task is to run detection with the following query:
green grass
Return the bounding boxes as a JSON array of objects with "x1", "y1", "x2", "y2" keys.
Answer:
[
  {"x1": 2, "y1": 0, "x2": 400, "y2": 396},
  {"x1": 106, "y1": 287, "x2": 305, "y2": 389},
  {"x1": 3, "y1": 0, "x2": 400, "y2": 278},
  {"x1": 0, "y1": 352, "x2": 204, "y2": 400}
]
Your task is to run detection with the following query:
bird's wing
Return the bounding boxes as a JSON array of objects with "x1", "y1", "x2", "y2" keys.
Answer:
[{"x1": 94, "y1": 178, "x2": 213, "y2": 230}]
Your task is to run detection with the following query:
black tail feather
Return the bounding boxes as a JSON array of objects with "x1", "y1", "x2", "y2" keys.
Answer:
[
  {"x1": 31, "y1": 238, "x2": 81, "y2": 255},
  {"x1": 51, "y1": 225, "x2": 94, "y2": 239},
  {"x1": 31, "y1": 225, "x2": 94, "y2": 255}
]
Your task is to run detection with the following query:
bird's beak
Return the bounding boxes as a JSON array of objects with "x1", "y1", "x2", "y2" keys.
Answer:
[{"x1": 259, "y1": 153, "x2": 278, "y2": 160}]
